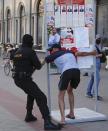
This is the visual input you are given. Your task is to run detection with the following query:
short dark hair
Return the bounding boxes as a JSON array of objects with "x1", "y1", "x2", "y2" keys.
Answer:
[
  {"x1": 48, "y1": 44, "x2": 61, "y2": 51},
  {"x1": 52, "y1": 44, "x2": 61, "y2": 49}
]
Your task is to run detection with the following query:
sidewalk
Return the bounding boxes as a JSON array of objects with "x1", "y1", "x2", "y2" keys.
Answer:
[
  {"x1": 0, "y1": 61, "x2": 108, "y2": 131},
  {"x1": 0, "y1": 81, "x2": 82, "y2": 131}
]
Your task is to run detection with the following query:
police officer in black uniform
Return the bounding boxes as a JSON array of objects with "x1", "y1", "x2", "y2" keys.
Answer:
[{"x1": 13, "y1": 34, "x2": 61, "y2": 130}]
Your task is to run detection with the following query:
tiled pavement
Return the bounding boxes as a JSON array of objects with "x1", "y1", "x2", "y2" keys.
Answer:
[{"x1": 0, "y1": 59, "x2": 108, "y2": 131}]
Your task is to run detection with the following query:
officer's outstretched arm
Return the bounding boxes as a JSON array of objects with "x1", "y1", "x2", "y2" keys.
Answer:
[{"x1": 31, "y1": 51, "x2": 42, "y2": 70}]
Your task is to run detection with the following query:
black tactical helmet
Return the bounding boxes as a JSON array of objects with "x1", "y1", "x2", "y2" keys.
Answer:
[{"x1": 22, "y1": 34, "x2": 33, "y2": 47}]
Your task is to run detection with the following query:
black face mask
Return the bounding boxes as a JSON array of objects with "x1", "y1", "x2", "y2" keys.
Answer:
[
  {"x1": 96, "y1": 39, "x2": 101, "y2": 44},
  {"x1": 30, "y1": 42, "x2": 33, "y2": 48}
]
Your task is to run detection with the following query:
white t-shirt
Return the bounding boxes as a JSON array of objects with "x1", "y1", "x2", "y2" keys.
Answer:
[
  {"x1": 48, "y1": 33, "x2": 60, "y2": 47},
  {"x1": 54, "y1": 53, "x2": 79, "y2": 74}
]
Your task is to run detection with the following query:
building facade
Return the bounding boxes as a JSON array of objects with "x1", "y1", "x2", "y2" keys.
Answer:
[
  {"x1": 0, "y1": 0, "x2": 45, "y2": 50},
  {"x1": 0, "y1": 0, "x2": 108, "y2": 51},
  {"x1": 96, "y1": 0, "x2": 108, "y2": 46}
]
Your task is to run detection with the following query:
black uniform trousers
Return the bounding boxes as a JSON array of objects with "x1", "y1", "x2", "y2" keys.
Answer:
[{"x1": 14, "y1": 75, "x2": 50, "y2": 120}]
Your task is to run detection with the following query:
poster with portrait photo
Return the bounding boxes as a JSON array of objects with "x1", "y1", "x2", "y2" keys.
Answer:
[
  {"x1": 67, "y1": 5, "x2": 73, "y2": 27},
  {"x1": 85, "y1": 4, "x2": 94, "y2": 27},
  {"x1": 61, "y1": 5, "x2": 67, "y2": 27},
  {"x1": 73, "y1": 4, "x2": 79, "y2": 27},
  {"x1": 54, "y1": 5, "x2": 61, "y2": 27},
  {"x1": 47, "y1": 16, "x2": 55, "y2": 26},
  {"x1": 78, "y1": 5, "x2": 85, "y2": 26},
  {"x1": 60, "y1": 27, "x2": 75, "y2": 49},
  {"x1": 57, "y1": 0, "x2": 84, "y2": 5},
  {"x1": 72, "y1": 0, "x2": 85, "y2": 5}
]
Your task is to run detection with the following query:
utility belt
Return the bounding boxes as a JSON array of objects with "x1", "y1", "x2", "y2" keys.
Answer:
[{"x1": 12, "y1": 71, "x2": 31, "y2": 79}]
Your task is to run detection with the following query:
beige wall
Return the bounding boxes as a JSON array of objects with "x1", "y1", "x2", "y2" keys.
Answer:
[
  {"x1": 0, "y1": 1, "x2": 2, "y2": 20},
  {"x1": 1, "y1": 0, "x2": 108, "y2": 47},
  {"x1": 96, "y1": 0, "x2": 108, "y2": 46},
  {"x1": 0, "y1": 0, "x2": 40, "y2": 46}
]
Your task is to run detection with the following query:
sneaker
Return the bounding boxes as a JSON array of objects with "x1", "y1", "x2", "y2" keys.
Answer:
[
  {"x1": 86, "y1": 93, "x2": 93, "y2": 98},
  {"x1": 97, "y1": 96, "x2": 103, "y2": 101}
]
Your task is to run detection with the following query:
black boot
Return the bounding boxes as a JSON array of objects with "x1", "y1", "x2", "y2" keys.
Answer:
[
  {"x1": 44, "y1": 119, "x2": 62, "y2": 130},
  {"x1": 25, "y1": 113, "x2": 37, "y2": 122}
]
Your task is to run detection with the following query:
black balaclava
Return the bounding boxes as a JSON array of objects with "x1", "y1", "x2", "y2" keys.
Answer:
[
  {"x1": 96, "y1": 38, "x2": 101, "y2": 45},
  {"x1": 22, "y1": 34, "x2": 33, "y2": 48}
]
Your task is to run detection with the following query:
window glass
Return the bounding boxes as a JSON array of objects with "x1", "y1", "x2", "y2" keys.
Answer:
[
  {"x1": 37, "y1": 0, "x2": 44, "y2": 49},
  {"x1": 7, "y1": 9, "x2": 11, "y2": 42},
  {"x1": 20, "y1": 5, "x2": 25, "y2": 43},
  {"x1": 31, "y1": 16, "x2": 34, "y2": 39},
  {"x1": 0, "y1": 23, "x2": 1, "y2": 41}
]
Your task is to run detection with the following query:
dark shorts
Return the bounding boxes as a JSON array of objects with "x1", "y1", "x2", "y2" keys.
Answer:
[{"x1": 58, "y1": 69, "x2": 80, "y2": 91}]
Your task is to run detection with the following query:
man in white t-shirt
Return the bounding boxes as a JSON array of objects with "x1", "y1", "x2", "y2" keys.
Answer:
[
  {"x1": 48, "y1": 28, "x2": 60, "y2": 47},
  {"x1": 45, "y1": 44, "x2": 96, "y2": 124}
]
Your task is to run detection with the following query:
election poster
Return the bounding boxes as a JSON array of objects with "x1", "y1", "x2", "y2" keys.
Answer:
[
  {"x1": 57, "y1": 0, "x2": 84, "y2": 5},
  {"x1": 60, "y1": 27, "x2": 75, "y2": 49},
  {"x1": 73, "y1": 4, "x2": 79, "y2": 27},
  {"x1": 67, "y1": 5, "x2": 73, "y2": 27},
  {"x1": 78, "y1": 5, "x2": 85, "y2": 26},
  {"x1": 54, "y1": 4, "x2": 61, "y2": 27},
  {"x1": 54, "y1": 0, "x2": 85, "y2": 28},
  {"x1": 45, "y1": 0, "x2": 95, "y2": 69},
  {"x1": 61, "y1": 5, "x2": 67, "y2": 27},
  {"x1": 85, "y1": 4, "x2": 94, "y2": 27}
]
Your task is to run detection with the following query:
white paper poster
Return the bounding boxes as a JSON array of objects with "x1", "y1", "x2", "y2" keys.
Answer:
[
  {"x1": 61, "y1": 27, "x2": 75, "y2": 49},
  {"x1": 77, "y1": 45, "x2": 94, "y2": 69},
  {"x1": 77, "y1": 55, "x2": 94, "y2": 69},
  {"x1": 85, "y1": 4, "x2": 94, "y2": 27},
  {"x1": 78, "y1": 5, "x2": 85, "y2": 26},
  {"x1": 73, "y1": 4, "x2": 79, "y2": 27},
  {"x1": 74, "y1": 27, "x2": 89, "y2": 48},
  {"x1": 55, "y1": 5, "x2": 61, "y2": 27},
  {"x1": 67, "y1": 5, "x2": 73, "y2": 27},
  {"x1": 61, "y1": 5, "x2": 67, "y2": 27}
]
